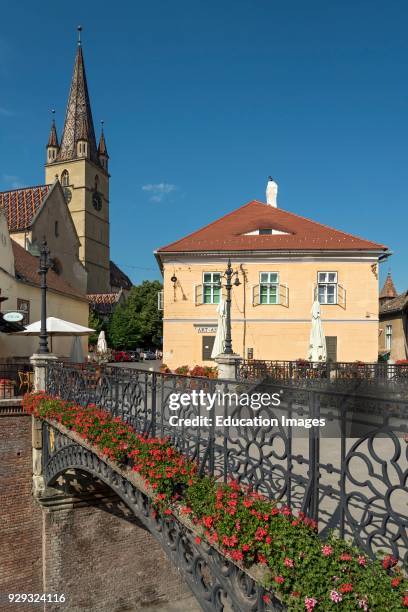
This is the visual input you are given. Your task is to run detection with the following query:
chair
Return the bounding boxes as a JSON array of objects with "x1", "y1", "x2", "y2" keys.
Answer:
[{"x1": 18, "y1": 370, "x2": 34, "y2": 394}]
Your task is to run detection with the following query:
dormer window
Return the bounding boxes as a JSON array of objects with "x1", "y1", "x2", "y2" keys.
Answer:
[{"x1": 243, "y1": 227, "x2": 290, "y2": 236}]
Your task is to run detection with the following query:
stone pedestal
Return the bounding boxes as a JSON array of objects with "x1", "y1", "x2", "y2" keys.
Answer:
[
  {"x1": 30, "y1": 353, "x2": 58, "y2": 392},
  {"x1": 215, "y1": 353, "x2": 242, "y2": 381},
  {"x1": 30, "y1": 353, "x2": 58, "y2": 496}
]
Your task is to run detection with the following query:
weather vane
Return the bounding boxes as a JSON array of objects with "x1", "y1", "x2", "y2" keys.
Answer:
[{"x1": 77, "y1": 25, "x2": 82, "y2": 46}]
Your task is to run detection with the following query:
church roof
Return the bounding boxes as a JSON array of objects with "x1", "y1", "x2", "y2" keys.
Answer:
[
  {"x1": 11, "y1": 240, "x2": 87, "y2": 302},
  {"x1": 380, "y1": 272, "x2": 397, "y2": 299},
  {"x1": 56, "y1": 44, "x2": 99, "y2": 165},
  {"x1": 0, "y1": 185, "x2": 51, "y2": 232},
  {"x1": 156, "y1": 200, "x2": 388, "y2": 254},
  {"x1": 110, "y1": 261, "x2": 132, "y2": 290}
]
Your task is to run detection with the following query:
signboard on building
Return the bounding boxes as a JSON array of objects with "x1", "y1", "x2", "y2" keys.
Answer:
[
  {"x1": 3, "y1": 311, "x2": 24, "y2": 323},
  {"x1": 195, "y1": 326, "x2": 217, "y2": 334}
]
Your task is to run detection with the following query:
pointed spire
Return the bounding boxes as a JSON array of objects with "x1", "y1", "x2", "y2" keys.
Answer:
[
  {"x1": 98, "y1": 121, "x2": 108, "y2": 156},
  {"x1": 380, "y1": 272, "x2": 397, "y2": 300},
  {"x1": 47, "y1": 110, "x2": 59, "y2": 147},
  {"x1": 56, "y1": 27, "x2": 99, "y2": 165}
]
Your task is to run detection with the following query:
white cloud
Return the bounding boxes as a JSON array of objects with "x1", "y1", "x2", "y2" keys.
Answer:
[{"x1": 142, "y1": 182, "x2": 177, "y2": 203}]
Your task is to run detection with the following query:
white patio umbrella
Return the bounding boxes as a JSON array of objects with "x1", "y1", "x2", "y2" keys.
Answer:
[
  {"x1": 308, "y1": 300, "x2": 326, "y2": 362},
  {"x1": 70, "y1": 336, "x2": 85, "y2": 363},
  {"x1": 211, "y1": 296, "x2": 227, "y2": 359},
  {"x1": 12, "y1": 316, "x2": 95, "y2": 352},
  {"x1": 96, "y1": 330, "x2": 108, "y2": 354}
]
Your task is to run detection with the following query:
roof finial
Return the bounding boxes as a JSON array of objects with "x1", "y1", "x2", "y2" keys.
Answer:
[
  {"x1": 77, "y1": 25, "x2": 82, "y2": 46},
  {"x1": 51, "y1": 108, "x2": 55, "y2": 125}
]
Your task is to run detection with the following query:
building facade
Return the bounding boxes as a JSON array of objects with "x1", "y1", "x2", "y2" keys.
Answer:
[
  {"x1": 379, "y1": 273, "x2": 408, "y2": 361},
  {"x1": 156, "y1": 181, "x2": 389, "y2": 369},
  {"x1": 0, "y1": 211, "x2": 89, "y2": 359},
  {"x1": 0, "y1": 181, "x2": 87, "y2": 293}
]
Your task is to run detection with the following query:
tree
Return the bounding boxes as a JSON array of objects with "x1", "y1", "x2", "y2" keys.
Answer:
[{"x1": 108, "y1": 280, "x2": 163, "y2": 350}]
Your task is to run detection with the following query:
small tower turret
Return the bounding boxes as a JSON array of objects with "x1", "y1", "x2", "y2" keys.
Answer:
[
  {"x1": 98, "y1": 121, "x2": 109, "y2": 171},
  {"x1": 76, "y1": 116, "x2": 90, "y2": 158},
  {"x1": 46, "y1": 110, "x2": 59, "y2": 163}
]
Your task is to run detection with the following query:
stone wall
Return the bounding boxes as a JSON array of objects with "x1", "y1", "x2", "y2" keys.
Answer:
[
  {"x1": 0, "y1": 405, "x2": 43, "y2": 611},
  {"x1": 42, "y1": 497, "x2": 191, "y2": 612},
  {"x1": 0, "y1": 405, "x2": 194, "y2": 611}
]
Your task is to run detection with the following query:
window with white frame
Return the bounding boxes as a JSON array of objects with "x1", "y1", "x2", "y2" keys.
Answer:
[
  {"x1": 203, "y1": 272, "x2": 221, "y2": 304},
  {"x1": 386, "y1": 324, "x2": 392, "y2": 350},
  {"x1": 260, "y1": 272, "x2": 279, "y2": 304},
  {"x1": 317, "y1": 272, "x2": 338, "y2": 304}
]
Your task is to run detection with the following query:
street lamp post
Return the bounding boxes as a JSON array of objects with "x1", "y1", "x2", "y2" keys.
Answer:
[
  {"x1": 218, "y1": 259, "x2": 241, "y2": 355},
  {"x1": 38, "y1": 239, "x2": 52, "y2": 354}
]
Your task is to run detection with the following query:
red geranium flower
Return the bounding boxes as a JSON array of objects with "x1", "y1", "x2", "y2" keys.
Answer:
[{"x1": 339, "y1": 583, "x2": 353, "y2": 593}]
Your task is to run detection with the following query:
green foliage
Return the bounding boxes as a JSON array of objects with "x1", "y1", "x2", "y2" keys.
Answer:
[
  {"x1": 108, "y1": 280, "x2": 163, "y2": 350},
  {"x1": 88, "y1": 309, "x2": 106, "y2": 345}
]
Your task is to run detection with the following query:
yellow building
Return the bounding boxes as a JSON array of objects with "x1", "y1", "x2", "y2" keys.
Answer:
[
  {"x1": 155, "y1": 180, "x2": 389, "y2": 369},
  {"x1": 0, "y1": 211, "x2": 89, "y2": 359}
]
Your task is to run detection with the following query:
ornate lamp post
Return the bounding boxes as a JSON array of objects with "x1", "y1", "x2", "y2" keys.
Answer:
[
  {"x1": 217, "y1": 259, "x2": 241, "y2": 355},
  {"x1": 38, "y1": 239, "x2": 52, "y2": 354}
]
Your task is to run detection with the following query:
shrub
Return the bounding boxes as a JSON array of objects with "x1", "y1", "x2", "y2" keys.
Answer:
[{"x1": 174, "y1": 365, "x2": 190, "y2": 376}]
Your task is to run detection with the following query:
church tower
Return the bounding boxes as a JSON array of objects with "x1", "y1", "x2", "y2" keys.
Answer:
[{"x1": 45, "y1": 28, "x2": 110, "y2": 293}]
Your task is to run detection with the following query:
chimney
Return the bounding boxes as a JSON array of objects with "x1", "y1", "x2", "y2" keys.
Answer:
[{"x1": 266, "y1": 176, "x2": 278, "y2": 207}]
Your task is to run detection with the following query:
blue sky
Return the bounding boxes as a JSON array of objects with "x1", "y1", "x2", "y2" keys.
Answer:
[{"x1": 0, "y1": 1, "x2": 407, "y2": 290}]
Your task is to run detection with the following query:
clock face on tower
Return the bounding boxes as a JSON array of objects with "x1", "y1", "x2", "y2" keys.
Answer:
[
  {"x1": 92, "y1": 192, "x2": 102, "y2": 211},
  {"x1": 63, "y1": 187, "x2": 72, "y2": 204}
]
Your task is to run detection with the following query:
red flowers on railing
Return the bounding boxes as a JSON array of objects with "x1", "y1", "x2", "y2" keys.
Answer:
[{"x1": 23, "y1": 392, "x2": 408, "y2": 611}]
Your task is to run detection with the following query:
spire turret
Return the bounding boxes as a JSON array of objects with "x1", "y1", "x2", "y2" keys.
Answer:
[
  {"x1": 46, "y1": 110, "x2": 59, "y2": 162},
  {"x1": 97, "y1": 121, "x2": 109, "y2": 171},
  {"x1": 380, "y1": 272, "x2": 397, "y2": 304},
  {"x1": 56, "y1": 28, "x2": 99, "y2": 165}
]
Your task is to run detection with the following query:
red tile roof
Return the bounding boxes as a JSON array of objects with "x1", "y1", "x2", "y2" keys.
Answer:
[
  {"x1": 87, "y1": 291, "x2": 121, "y2": 315},
  {"x1": 379, "y1": 291, "x2": 408, "y2": 315},
  {"x1": 87, "y1": 292, "x2": 120, "y2": 305},
  {"x1": 0, "y1": 185, "x2": 50, "y2": 232},
  {"x1": 157, "y1": 201, "x2": 388, "y2": 253},
  {"x1": 11, "y1": 240, "x2": 87, "y2": 302}
]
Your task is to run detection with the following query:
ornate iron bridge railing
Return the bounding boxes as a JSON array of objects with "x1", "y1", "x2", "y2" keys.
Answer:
[
  {"x1": 41, "y1": 420, "x2": 283, "y2": 612},
  {"x1": 236, "y1": 359, "x2": 408, "y2": 387},
  {"x1": 45, "y1": 363, "x2": 408, "y2": 570}
]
